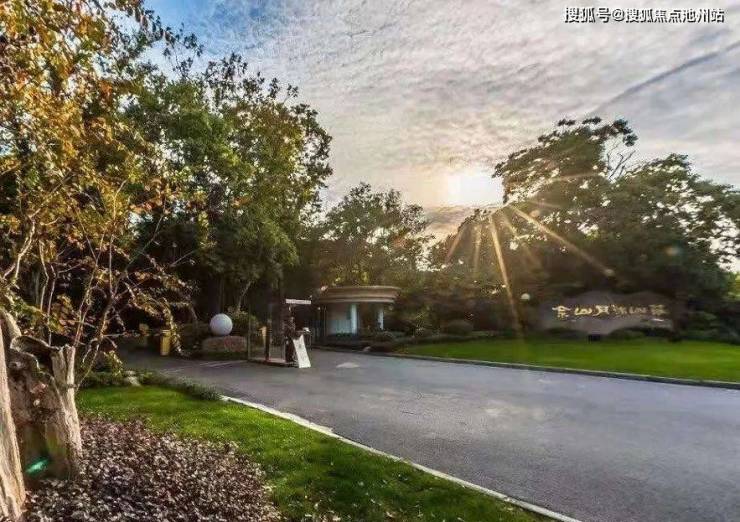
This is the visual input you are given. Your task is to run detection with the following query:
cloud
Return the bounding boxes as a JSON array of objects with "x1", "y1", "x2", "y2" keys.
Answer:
[
  {"x1": 151, "y1": 0, "x2": 740, "y2": 209},
  {"x1": 423, "y1": 204, "x2": 499, "y2": 241}
]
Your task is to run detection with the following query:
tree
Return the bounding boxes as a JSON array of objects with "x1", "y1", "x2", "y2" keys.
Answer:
[
  {"x1": 0, "y1": 313, "x2": 24, "y2": 520},
  {"x1": 0, "y1": 0, "x2": 192, "y2": 511},
  {"x1": 128, "y1": 55, "x2": 331, "y2": 315},
  {"x1": 424, "y1": 209, "x2": 539, "y2": 330},
  {"x1": 491, "y1": 118, "x2": 738, "y2": 305},
  {"x1": 428, "y1": 118, "x2": 738, "y2": 333},
  {"x1": 0, "y1": 0, "x2": 332, "y2": 517},
  {"x1": 314, "y1": 183, "x2": 432, "y2": 287}
]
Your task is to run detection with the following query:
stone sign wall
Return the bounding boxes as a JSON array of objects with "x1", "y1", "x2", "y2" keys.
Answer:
[{"x1": 538, "y1": 291, "x2": 674, "y2": 335}]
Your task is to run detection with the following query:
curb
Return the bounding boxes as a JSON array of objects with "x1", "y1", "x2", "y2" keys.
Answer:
[
  {"x1": 313, "y1": 346, "x2": 740, "y2": 391},
  {"x1": 221, "y1": 395, "x2": 582, "y2": 522}
]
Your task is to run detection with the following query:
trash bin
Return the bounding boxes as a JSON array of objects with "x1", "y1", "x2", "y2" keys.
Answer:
[{"x1": 159, "y1": 329, "x2": 172, "y2": 356}]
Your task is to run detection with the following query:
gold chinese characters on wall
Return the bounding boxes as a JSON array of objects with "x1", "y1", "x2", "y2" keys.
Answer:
[
  {"x1": 551, "y1": 303, "x2": 669, "y2": 321},
  {"x1": 537, "y1": 291, "x2": 675, "y2": 335}
]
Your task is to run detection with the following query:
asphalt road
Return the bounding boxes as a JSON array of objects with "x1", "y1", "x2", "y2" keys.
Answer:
[{"x1": 122, "y1": 349, "x2": 740, "y2": 522}]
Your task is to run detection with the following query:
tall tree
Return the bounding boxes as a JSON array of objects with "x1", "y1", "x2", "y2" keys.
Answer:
[
  {"x1": 427, "y1": 118, "x2": 737, "y2": 325},
  {"x1": 0, "y1": 313, "x2": 24, "y2": 520},
  {"x1": 491, "y1": 118, "x2": 738, "y2": 305},
  {"x1": 129, "y1": 55, "x2": 332, "y2": 314},
  {"x1": 429, "y1": 118, "x2": 738, "y2": 332},
  {"x1": 0, "y1": 0, "x2": 192, "y2": 508},
  {"x1": 314, "y1": 183, "x2": 431, "y2": 287}
]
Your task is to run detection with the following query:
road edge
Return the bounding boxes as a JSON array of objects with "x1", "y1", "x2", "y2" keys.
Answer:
[
  {"x1": 222, "y1": 395, "x2": 582, "y2": 522},
  {"x1": 313, "y1": 346, "x2": 740, "y2": 390}
]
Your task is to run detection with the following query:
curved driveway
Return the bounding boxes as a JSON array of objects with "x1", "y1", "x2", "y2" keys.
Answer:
[{"x1": 124, "y1": 349, "x2": 740, "y2": 522}]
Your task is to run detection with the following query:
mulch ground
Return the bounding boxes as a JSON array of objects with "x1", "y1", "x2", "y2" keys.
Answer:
[{"x1": 25, "y1": 417, "x2": 281, "y2": 521}]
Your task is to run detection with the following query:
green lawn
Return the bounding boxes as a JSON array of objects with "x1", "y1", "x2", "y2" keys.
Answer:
[
  {"x1": 400, "y1": 338, "x2": 740, "y2": 382},
  {"x1": 79, "y1": 386, "x2": 546, "y2": 522}
]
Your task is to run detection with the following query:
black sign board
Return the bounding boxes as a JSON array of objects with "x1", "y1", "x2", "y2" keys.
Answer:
[{"x1": 538, "y1": 291, "x2": 674, "y2": 335}]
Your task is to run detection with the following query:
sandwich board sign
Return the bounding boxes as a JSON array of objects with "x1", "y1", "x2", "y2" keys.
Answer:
[{"x1": 292, "y1": 335, "x2": 311, "y2": 369}]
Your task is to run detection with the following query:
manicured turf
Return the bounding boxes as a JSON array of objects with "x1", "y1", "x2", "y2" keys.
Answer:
[
  {"x1": 79, "y1": 387, "x2": 546, "y2": 522},
  {"x1": 400, "y1": 338, "x2": 740, "y2": 382}
]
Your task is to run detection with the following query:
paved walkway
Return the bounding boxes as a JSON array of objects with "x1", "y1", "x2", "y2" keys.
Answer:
[{"x1": 122, "y1": 349, "x2": 740, "y2": 522}]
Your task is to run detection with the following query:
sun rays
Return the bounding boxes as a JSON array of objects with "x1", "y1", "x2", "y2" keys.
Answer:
[
  {"x1": 487, "y1": 214, "x2": 522, "y2": 334},
  {"x1": 509, "y1": 205, "x2": 615, "y2": 277},
  {"x1": 441, "y1": 186, "x2": 617, "y2": 333}
]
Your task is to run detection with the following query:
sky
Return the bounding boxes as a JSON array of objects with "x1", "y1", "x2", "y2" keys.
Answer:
[{"x1": 149, "y1": 0, "x2": 739, "y2": 215}]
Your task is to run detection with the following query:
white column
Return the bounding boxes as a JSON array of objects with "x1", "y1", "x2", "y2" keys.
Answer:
[
  {"x1": 349, "y1": 303, "x2": 358, "y2": 334},
  {"x1": 377, "y1": 306, "x2": 384, "y2": 330}
]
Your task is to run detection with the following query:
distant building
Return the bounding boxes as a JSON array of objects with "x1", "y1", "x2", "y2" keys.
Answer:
[{"x1": 313, "y1": 286, "x2": 400, "y2": 339}]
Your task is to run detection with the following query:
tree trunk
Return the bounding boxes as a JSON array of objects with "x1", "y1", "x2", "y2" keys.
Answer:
[
  {"x1": 235, "y1": 282, "x2": 252, "y2": 312},
  {"x1": 0, "y1": 312, "x2": 25, "y2": 521},
  {"x1": 1, "y1": 310, "x2": 82, "y2": 482}
]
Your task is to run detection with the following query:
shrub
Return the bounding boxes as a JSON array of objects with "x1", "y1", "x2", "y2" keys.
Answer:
[
  {"x1": 607, "y1": 329, "x2": 646, "y2": 340},
  {"x1": 369, "y1": 342, "x2": 399, "y2": 353},
  {"x1": 373, "y1": 331, "x2": 396, "y2": 342},
  {"x1": 189, "y1": 351, "x2": 251, "y2": 361},
  {"x1": 231, "y1": 312, "x2": 261, "y2": 337},
  {"x1": 544, "y1": 327, "x2": 588, "y2": 340},
  {"x1": 92, "y1": 350, "x2": 124, "y2": 375},
  {"x1": 176, "y1": 322, "x2": 211, "y2": 351},
  {"x1": 80, "y1": 371, "x2": 127, "y2": 389},
  {"x1": 358, "y1": 327, "x2": 378, "y2": 340},
  {"x1": 413, "y1": 327, "x2": 435, "y2": 338},
  {"x1": 441, "y1": 319, "x2": 474, "y2": 336},
  {"x1": 684, "y1": 329, "x2": 740, "y2": 345},
  {"x1": 139, "y1": 372, "x2": 222, "y2": 401},
  {"x1": 385, "y1": 306, "x2": 433, "y2": 334},
  {"x1": 327, "y1": 333, "x2": 359, "y2": 340},
  {"x1": 685, "y1": 310, "x2": 721, "y2": 330}
]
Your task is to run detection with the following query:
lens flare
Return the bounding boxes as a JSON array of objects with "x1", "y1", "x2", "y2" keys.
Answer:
[
  {"x1": 510, "y1": 205, "x2": 615, "y2": 277},
  {"x1": 498, "y1": 210, "x2": 543, "y2": 270},
  {"x1": 444, "y1": 224, "x2": 465, "y2": 265},
  {"x1": 472, "y1": 223, "x2": 482, "y2": 277},
  {"x1": 487, "y1": 215, "x2": 522, "y2": 334}
]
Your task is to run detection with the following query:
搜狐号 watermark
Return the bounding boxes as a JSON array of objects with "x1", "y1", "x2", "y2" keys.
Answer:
[{"x1": 564, "y1": 7, "x2": 725, "y2": 23}]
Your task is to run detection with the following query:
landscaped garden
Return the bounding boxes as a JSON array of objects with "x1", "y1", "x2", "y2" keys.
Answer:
[
  {"x1": 74, "y1": 385, "x2": 547, "y2": 522},
  {"x1": 1, "y1": 1, "x2": 738, "y2": 521},
  {"x1": 400, "y1": 337, "x2": 740, "y2": 383}
]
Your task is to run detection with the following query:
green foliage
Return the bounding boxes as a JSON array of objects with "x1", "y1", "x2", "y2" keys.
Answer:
[
  {"x1": 685, "y1": 311, "x2": 722, "y2": 330},
  {"x1": 130, "y1": 55, "x2": 332, "y2": 314},
  {"x1": 312, "y1": 183, "x2": 431, "y2": 286},
  {"x1": 230, "y1": 312, "x2": 261, "y2": 337},
  {"x1": 493, "y1": 118, "x2": 737, "y2": 304},
  {"x1": 544, "y1": 327, "x2": 589, "y2": 340},
  {"x1": 372, "y1": 331, "x2": 396, "y2": 342},
  {"x1": 607, "y1": 329, "x2": 646, "y2": 340},
  {"x1": 430, "y1": 117, "x2": 738, "y2": 334},
  {"x1": 79, "y1": 372, "x2": 128, "y2": 389},
  {"x1": 441, "y1": 319, "x2": 474, "y2": 336},
  {"x1": 731, "y1": 274, "x2": 740, "y2": 299},
  {"x1": 177, "y1": 322, "x2": 211, "y2": 351},
  {"x1": 188, "y1": 351, "x2": 252, "y2": 361},
  {"x1": 100, "y1": 352, "x2": 124, "y2": 376},
  {"x1": 413, "y1": 327, "x2": 435, "y2": 338},
  {"x1": 683, "y1": 329, "x2": 739, "y2": 345},
  {"x1": 0, "y1": 0, "x2": 194, "y2": 366},
  {"x1": 138, "y1": 373, "x2": 222, "y2": 401}
]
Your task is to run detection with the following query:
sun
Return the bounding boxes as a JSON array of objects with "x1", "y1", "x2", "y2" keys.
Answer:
[{"x1": 445, "y1": 168, "x2": 504, "y2": 206}]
